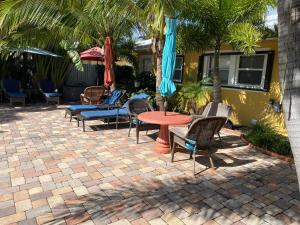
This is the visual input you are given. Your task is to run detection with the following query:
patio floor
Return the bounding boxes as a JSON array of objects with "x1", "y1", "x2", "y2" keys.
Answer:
[{"x1": 0, "y1": 105, "x2": 299, "y2": 225}]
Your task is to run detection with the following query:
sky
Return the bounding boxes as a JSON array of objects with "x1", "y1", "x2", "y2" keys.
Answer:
[
  {"x1": 266, "y1": 7, "x2": 278, "y2": 28},
  {"x1": 134, "y1": 7, "x2": 278, "y2": 41}
]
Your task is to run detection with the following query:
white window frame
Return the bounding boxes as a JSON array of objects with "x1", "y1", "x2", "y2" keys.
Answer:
[
  {"x1": 234, "y1": 54, "x2": 268, "y2": 89},
  {"x1": 202, "y1": 52, "x2": 269, "y2": 90},
  {"x1": 138, "y1": 55, "x2": 153, "y2": 73},
  {"x1": 174, "y1": 55, "x2": 184, "y2": 83}
]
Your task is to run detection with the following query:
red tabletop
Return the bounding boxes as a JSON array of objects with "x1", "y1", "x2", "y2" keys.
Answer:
[{"x1": 138, "y1": 111, "x2": 192, "y2": 125}]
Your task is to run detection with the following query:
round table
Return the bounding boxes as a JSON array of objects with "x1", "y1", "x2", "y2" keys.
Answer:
[{"x1": 138, "y1": 111, "x2": 192, "y2": 154}]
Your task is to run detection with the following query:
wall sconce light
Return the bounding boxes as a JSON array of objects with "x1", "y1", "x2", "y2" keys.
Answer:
[
  {"x1": 134, "y1": 80, "x2": 141, "y2": 88},
  {"x1": 269, "y1": 99, "x2": 282, "y2": 113}
]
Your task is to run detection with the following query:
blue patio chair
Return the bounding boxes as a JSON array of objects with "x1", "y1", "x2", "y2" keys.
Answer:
[
  {"x1": 2, "y1": 79, "x2": 26, "y2": 106},
  {"x1": 77, "y1": 93, "x2": 149, "y2": 132},
  {"x1": 39, "y1": 80, "x2": 62, "y2": 104},
  {"x1": 65, "y1": 89, "x2": 126, "y2": 121}
]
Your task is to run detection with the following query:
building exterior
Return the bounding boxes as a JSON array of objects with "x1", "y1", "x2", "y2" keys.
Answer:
[{"x1": 136, "y1": 38, "x2": 286, "y2": 134}]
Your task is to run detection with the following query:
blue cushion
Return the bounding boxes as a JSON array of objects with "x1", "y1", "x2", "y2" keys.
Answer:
[
  {"x1": 80, "y1": 108, "x2": 128, "y2": 119},
  {"x1": 68, "y1": 105, "x2": 98, "y2": 111},
  {"x1": 122, "y1": 93, "x2": 149, "y2": 108},
  {"x1": 185, "y1": 139, "x2": 196, "y2": 151},
  {"x1": 39, "y1": 80, "x2": 55, "y2": 93},
  {"x1": 44, "y1": 93, "x2": 62, "y2": 97},
  {"x1": 131, "y1": 93, "x2": 149, "y2": 100},
  {"x1": 103, "y1": 90, "x2": 122, "y2": 105},
  {"x1": 7, "y1": 92, "x2": 26, "y2": 98},
  {"x1": 3, "y1": 80, "x2": 20, "y2": 92}
]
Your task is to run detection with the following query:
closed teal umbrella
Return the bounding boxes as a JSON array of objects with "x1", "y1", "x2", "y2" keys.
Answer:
[{"x1": 160, "y1": 17, "x2": 177, "y2": 97}]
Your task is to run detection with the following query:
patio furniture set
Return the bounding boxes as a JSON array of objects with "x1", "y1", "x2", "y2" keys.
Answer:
[
  {"x1": 1, "y1": 79, "x2": 62, "y2": 106},
  {"x1": 66, "y1": 93, "x2": 232, "y2": 175}
]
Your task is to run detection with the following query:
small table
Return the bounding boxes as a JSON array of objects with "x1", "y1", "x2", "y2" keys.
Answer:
[{"x1": 138, "y1": 111, "x2": 192, "y2": 154}]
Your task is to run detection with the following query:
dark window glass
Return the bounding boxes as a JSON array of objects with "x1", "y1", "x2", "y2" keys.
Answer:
[
  {"x1": 237, "y1": 71, "x2": 262, "y2": 85},
  {"x1": 239, "y1": 55, "x2": 264, "y2": 69},
  {"x1": 207, "y1": 55, "x2": 230, "y2": 85},
  {"x1": 220, "y1": 70, "x2": 229, "y2": 84},
  {"x1": 174, "y1": 56, "x2": 184, "y2": 83},
  {"x1": 142, "y1": 58, "x2": 152, "y2": 72},
  {"x1": 173, "y1": 70, "x2": 182, "y2": 82},
  {"x1": 175, "y1": 58, "x2": 183, "y2": 69}
]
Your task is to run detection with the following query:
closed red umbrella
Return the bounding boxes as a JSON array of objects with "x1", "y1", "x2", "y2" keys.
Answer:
[
  {"x1": 80, "y1": 47, "x2": 104, "y2": 61},
  {"x1": 104, "y1": 37, "x2": 113, "y2": 87}
]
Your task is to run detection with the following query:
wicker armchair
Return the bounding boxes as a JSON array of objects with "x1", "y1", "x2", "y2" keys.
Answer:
[
  {"x1": 192, "y1": 102, "x2": 232, "y2": 142},
  {"x1": 127, "y1": 99, "x2": 159, "y2": 144},
  {"x1": 80, "y1": 86, "x2": 106, "y2": 105},
  {"x1": 169, "y1": 116, "x2": 227, "y2": 175}
]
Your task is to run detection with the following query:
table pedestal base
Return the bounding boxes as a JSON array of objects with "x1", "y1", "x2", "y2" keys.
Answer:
[{"x1": 155, "y1": 125, "x2": 170, "y2": 154}]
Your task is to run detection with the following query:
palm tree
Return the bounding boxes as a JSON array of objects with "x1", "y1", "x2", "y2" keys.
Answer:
[
  {"x1": 278, "y1": 0, "x2": 300, "y2": 188},
  {"x1": 134, "y1": 0, "x2": 177, "y2": 109},
  {"x1": 0, "y1": 0, "x2": 135, "y2": 87},
  {"x1": 178, "y1": 0, "x2": 274, "y2": 102}
]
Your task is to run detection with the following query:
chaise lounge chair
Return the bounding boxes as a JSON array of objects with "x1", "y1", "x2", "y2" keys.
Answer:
[
  {"x1": 65, "y1": 89, "x2": 125, "y2": 121},
  {"x1": 77, "y1": 93, "x2": 149, "y2": 132},
  {"x1": 38, "y1": 80, "x2": 62, "y2": 104},
  {"x1": 2, "y1": 79, "x2": 26, "y2": 106}
]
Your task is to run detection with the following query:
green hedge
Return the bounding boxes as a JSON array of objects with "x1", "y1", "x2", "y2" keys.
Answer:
[{"x1": 246, "y1": 124, "x2": 291, "y2": 156}]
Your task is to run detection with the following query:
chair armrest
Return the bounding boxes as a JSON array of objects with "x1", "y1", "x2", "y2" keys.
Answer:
[
  {"x1": 170, "y1": 128, "x2": 196, "y2": 150},
  {"x1": 128, "y1": 112, "x2": 139, "y2": 118},
  {"x1": 185, "y1": 138, "x2": 196, "y2": 145},
  {"x1": 191, "y1": 114, "x2": 205, "y2": 120},
  {"x1": 80, "y1": 94, "x2": 88, "y2": 104}
]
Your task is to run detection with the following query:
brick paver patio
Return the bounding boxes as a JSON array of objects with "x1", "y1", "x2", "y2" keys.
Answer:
[{"x1": 0, "y1": 105, "x2": 299, "y2": 225}]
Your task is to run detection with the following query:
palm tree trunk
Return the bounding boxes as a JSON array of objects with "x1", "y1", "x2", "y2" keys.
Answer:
[
  {"x1": 156, "y1": 54, "x2": 163, "y2": 110},
  {"x1": 213, "y1": 39, "x2": 222, "y2": 103},
  {"x1": 155, "y1": 37, "x2": 164, "y2": 110},
  {"x1": 278, "y1": 0, "x2": 300, "y2": 188}
]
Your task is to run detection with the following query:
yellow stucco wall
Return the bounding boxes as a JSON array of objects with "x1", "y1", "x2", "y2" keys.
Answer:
[{"x1": 183, "y1": 39, "x2": 286, "y2": 135}]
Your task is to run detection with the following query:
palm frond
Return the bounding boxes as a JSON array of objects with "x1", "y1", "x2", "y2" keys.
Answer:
[
  {"x1": 60, "y1": 40, "x2": 83, "y2": 71},
  {"x1": 227, "y1": 23, "x2": 262, "y2": 55}
]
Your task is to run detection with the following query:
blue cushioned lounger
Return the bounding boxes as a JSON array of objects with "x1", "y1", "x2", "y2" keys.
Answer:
[
  {"x1": 77, "y1": 93, "x2": 148, "y2": 131},
  {"x1": 39, "y1": 80, "x2": 62, "y2": 104},
  {"x1": 65, "y1": 89, "x2": 125, "y2": 121},
  {"x1": 65, "y1": 105, "x2": 99, "y2": 121},
  {"x1": 2, "y1": 79, "x2": 26, "y2": 106}
]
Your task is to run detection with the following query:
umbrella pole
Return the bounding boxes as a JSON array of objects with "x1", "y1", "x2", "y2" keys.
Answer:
[
  {"x1": 96, "y1": 60, "x2": 99, "y2": 86},
  {"x1": 163, "y1": 97, "x2": 168, "y2": 116}
]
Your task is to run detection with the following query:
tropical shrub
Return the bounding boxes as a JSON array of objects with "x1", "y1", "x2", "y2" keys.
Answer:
[
  {"x1": 34, "y1": 56, "x2": 51, "y2": 81},
  {"x1": 50, "y1": 58, "x2": 71, "y2": 89},
  {"x1": 246, "y1": 124, "x2": 291, "y2": 156},
  {"x1": 173, "y1": 78, "x2": 212, "y2": 114},
  {"x1": 115, "y1": 65, "x2": 135, "y2": 83},
  {"x1": 94, "y1": 64, "x2": 135, "y2": 92},
  {"x1": 33, "y1": 56, "x2": 71, "y2": 90},
  {"x1": 136, "y1": 71, "x2": 156, "y2": 92}
]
